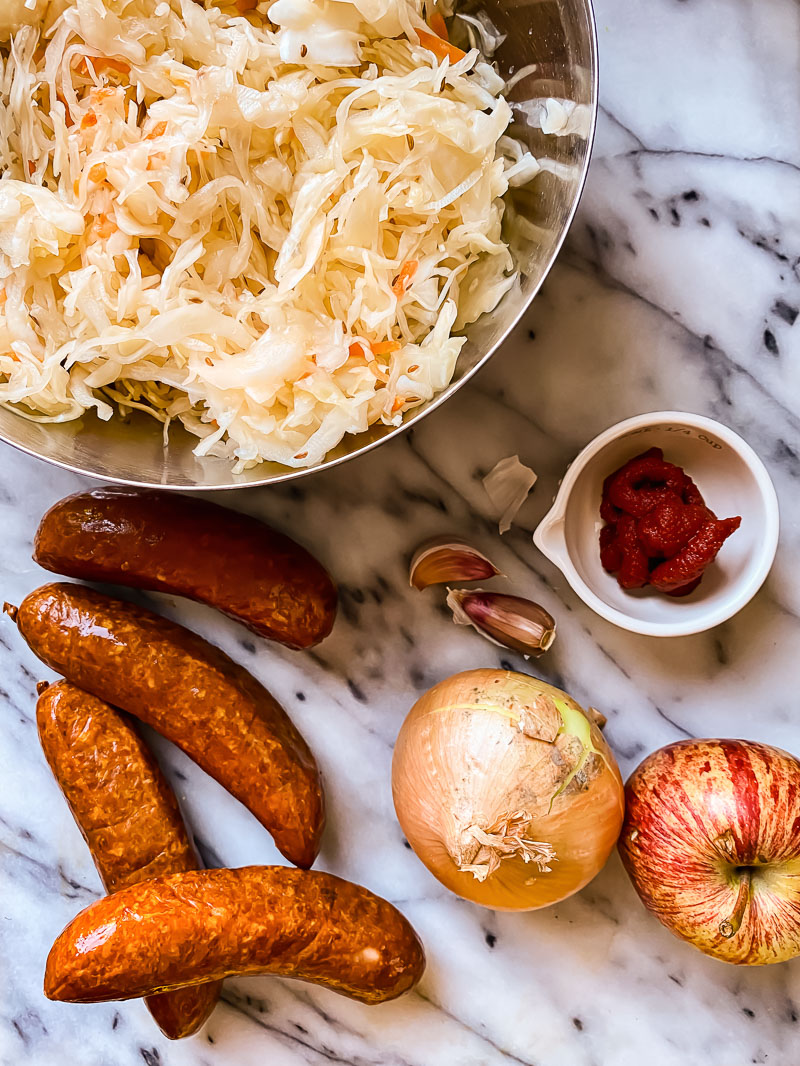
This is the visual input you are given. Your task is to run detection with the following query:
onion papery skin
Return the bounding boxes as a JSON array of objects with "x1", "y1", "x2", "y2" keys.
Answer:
[{"x1": 391, "y1": 669, "x2": 625, "y2": 911}]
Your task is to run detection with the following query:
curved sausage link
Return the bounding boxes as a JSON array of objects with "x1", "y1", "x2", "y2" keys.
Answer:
[
  {"x1": 34, "y1": 490, "x2": 337, "y2": 650},
  {"x1": 37, "y1": 681, "x2": 220, "y2": 1039},
  {"x1": 18, "y1": 583, "x2": 324, "y2": 869},
  {"x1": 45, "y1": 867, "x2": 425, "y2": 1006}
]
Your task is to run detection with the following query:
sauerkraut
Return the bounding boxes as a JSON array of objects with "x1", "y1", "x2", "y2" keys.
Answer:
[{"x1": 0, "y1": 0, "x2": 532, "y2": 470}]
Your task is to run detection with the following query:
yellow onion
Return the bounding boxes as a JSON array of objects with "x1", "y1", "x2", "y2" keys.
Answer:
[{"x1": 391, "y1": 669, "x2": 625, "y2": 910}]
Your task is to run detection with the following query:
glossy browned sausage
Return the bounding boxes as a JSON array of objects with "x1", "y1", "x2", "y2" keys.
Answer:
[
  {"x1": 17, "y1": 583, "x2": 324, "y2": 869},
  {"x1": 37, "y1": 681, "x2": 220, "y2": 1039},
  {"x1": 45, "y1": 867, "x2": 425, "y2": 1005},
  {"x1": 34, "y1": 490, "x2": 337, "y2": 650}
]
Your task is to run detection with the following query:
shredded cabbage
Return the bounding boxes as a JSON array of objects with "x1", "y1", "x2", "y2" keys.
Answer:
[
  {"x1": 0, "y1": 1, "x2": 50, "y2": 41},
  {"x1": 0, "y1": 0, "x2": 539, "y2": 470}
]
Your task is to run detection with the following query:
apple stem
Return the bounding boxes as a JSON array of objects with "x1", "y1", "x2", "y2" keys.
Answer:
[{"x1": 719, "y1": 868, "x2": 752, "y2": 939}]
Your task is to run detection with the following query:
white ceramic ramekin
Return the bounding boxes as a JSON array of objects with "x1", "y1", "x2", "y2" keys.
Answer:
[{"x1": 533, "y1": 412, "x2": 780, "y2": 637}]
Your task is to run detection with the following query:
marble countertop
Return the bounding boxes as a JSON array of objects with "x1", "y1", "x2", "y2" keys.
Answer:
[{"x1": 2, "y1": 0, "x2": 800, "y2": 1062}]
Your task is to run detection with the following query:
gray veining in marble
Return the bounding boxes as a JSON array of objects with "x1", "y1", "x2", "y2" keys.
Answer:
[{"x1": 2, "y1": 0, "x2": 800, "y2": 1062}]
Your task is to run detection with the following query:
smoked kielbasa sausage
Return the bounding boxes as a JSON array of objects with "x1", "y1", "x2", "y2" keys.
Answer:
[
  {"x1": 16, "y1": 583, "x2": 324, "y2": 869},
  {"x1": 33, "y1": 490, "x2": 337, "y2": 650},
  {"x1": 44, "y1": 867, "x2": 425, "y2": 1006},
  {"x1": 37, "y1": 681, "x2": 220, "y2": 1039}
]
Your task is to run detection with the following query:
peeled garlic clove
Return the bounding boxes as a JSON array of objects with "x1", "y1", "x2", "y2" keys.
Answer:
[
  {"x1": 446, "y1": 588, "x2": 556, "y2": 657},
  {"x1": 409, "y1": 536, "x2": 501, "y2": 590}
]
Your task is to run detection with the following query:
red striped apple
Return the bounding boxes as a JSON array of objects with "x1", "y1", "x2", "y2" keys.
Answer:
[{"x1": 618, "y1": 738, "x2": 800, "y2": 964}]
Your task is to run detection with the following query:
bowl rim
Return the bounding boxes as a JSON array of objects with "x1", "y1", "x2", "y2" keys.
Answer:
[
  {"x1": 533, "y1": 410, "x2": 781, "y2": 637},
  {"x1": 0, "y1": 0, "x2": 599, "y2": 491}
]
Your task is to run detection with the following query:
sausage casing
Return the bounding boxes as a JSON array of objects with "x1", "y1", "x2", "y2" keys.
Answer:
[
  {"x1": 34, "y1": 490, "x2": 337, "y2": 650},
  {"x1": 37, "y1": 681, "x2": 220, "y2": 1039},
  {"x1": 18, "y1": 583, "x2": 324, "y2": 869},
  {"x1": 44, "y1": 867, "x2": 425, "y2": 1005}
]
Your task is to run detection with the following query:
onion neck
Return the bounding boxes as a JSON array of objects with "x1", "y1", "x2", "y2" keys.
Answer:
[{"x1": 719, "y1": 868, "x2": 752, "y2": 939}]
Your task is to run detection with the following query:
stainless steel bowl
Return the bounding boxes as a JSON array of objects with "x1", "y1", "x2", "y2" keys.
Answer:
[{"x1": 0, "y1": 0, "x2": 597, "y2": 488}]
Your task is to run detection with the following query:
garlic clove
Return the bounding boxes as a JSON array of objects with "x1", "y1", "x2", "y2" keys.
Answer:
[
  {"x1": 482, "y1": 456, "x2": 537, "y2": 534},
  {"x1": 446, "y1": 588, "x2": 556, "y2": 657},
  {"x1": 409, "y1": 536, "x2": 501, "y2": 590}
]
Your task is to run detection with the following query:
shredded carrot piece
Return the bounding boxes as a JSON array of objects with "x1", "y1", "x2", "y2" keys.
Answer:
[
  {"x1": 236, "y1": 0, "x2": 258, "y2": 10},
  {"x1": 146, "y1": 153, "x2": 167, "y2": 170},
  {"x1": 429, "y1": 12, "x2": 449, "y2": 40},
  {"x1": 56, "y1": 89, "x2": 73, "y2": 126},
  {"x1": 88, "y1": 163, "x2": 107, "y2": 184},
  {"x1": 93, "y1": 214, "x2": 117, "y2": 239},
  {"x1": 416, "y1": 29, "x2": 466, "y2": 63},
  {"x1": 73, "y1": 179, "x2": 80, "y2": 196},
  {"x1": 408, "y1": 364, "x2": 420, "y2": 373},
  {"x1": 370, "y1": 340, "x2": 401, "y2": 356},
  {"x1": 391, "y1": 397, "x2": 405, "y2": 413},
  {"x1": 294, "y1": 451, "x2": 308, "y2": 460},
  {"x1": 348, "y1": 341, "x2": 368, "y2": 360},
  {"x1": 27, "y1": 161, "x2": 35, "y2": 176},
  {"x1": 81, "y1": 111, "x2": 98, "y2": 130},
  {"x1": 392, "y1": 260, "x2": 418, "y2": 297},
  {"x1": 146, "y1": 121, "x2": 168, "y2": 140},
  {"x1": 91, "y1": 87, "x2": 118, "y2": 102},
  {"x1": 0, "y1": 290, "x2": 7, "y2": 307},
  {"x1": 76, "y1": 56, "x2": 131, "y2": 79}
]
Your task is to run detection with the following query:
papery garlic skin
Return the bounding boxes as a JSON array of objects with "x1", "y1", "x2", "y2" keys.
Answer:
[
  {"x1": 392, "y1": 669, "x2": 624, "y2": 911},
  {"x1": 482, "y1": 456, "x2": 538, "y2": 533}
]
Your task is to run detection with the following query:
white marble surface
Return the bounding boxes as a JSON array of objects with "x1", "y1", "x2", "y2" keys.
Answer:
[{"x1": 2, "y1": 0, "x2": 800, "y2": 1062}]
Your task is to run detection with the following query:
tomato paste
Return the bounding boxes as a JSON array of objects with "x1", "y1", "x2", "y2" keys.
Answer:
[{"x1": 600, "y1": 447, "x2": 741, "y2": 597}]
